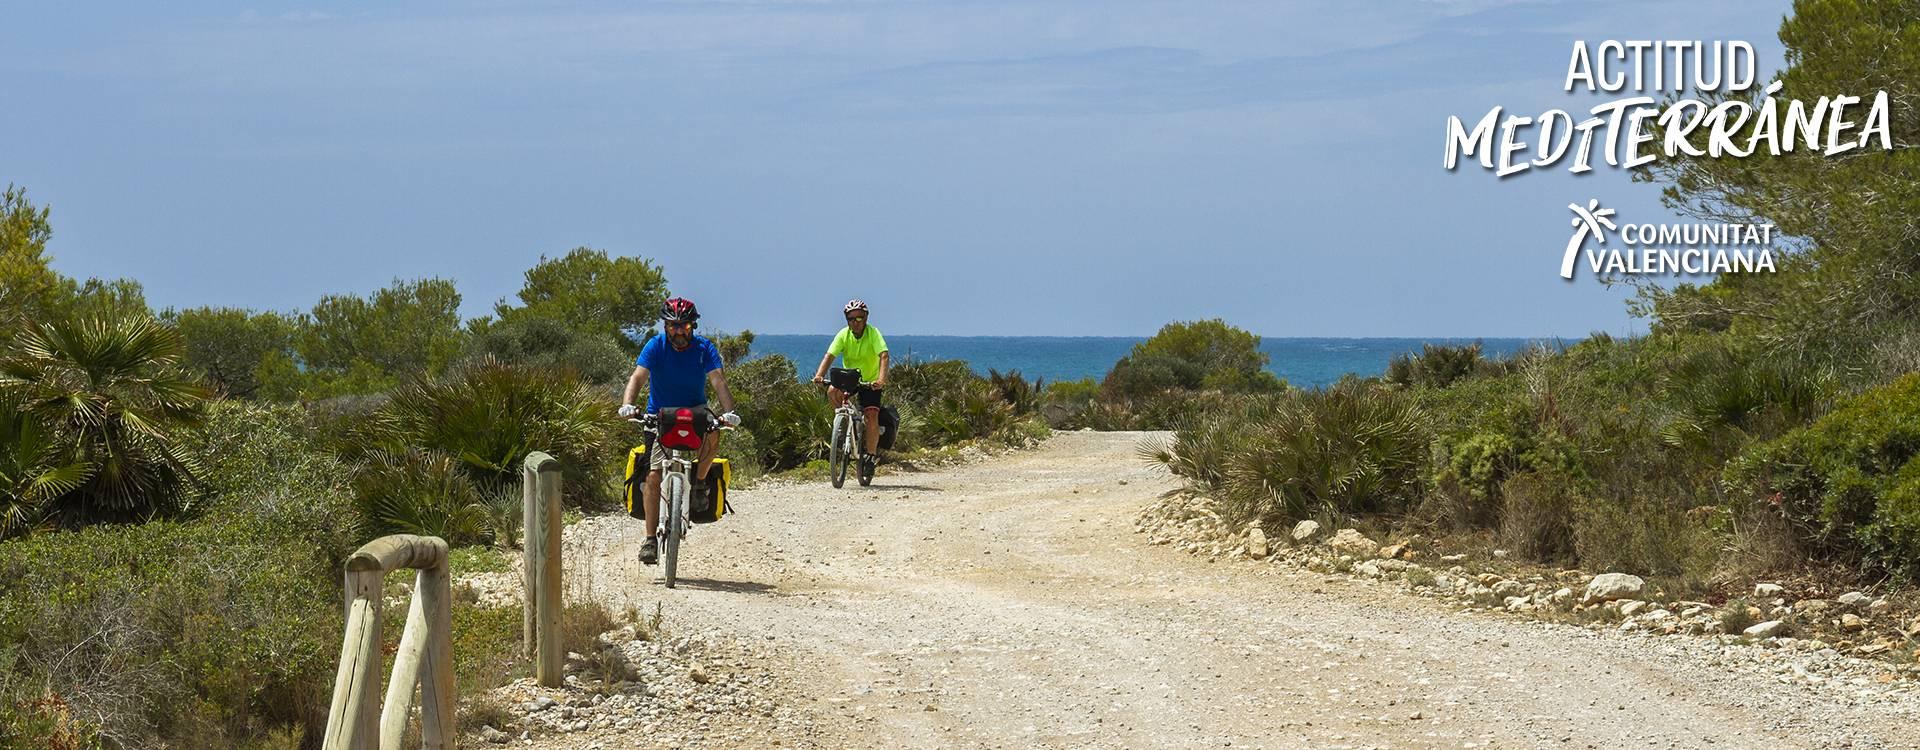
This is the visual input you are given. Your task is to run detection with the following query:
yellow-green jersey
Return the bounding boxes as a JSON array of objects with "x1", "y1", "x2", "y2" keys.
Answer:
[{"x1": 828, "y1": 326, "x2": 888, "y2": 382}]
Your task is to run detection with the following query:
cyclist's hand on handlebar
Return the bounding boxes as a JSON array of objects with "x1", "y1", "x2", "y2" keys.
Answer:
[
  {"x1": 869, "y1": 379, "x2": 885, "y2": 390},
  {"x1": 811, "y1": 374, "x2": 826, "y2": 386},
  {"x1": 618, "y1": 403, "x2": 639, "y2": 418},
  {"x1": 719, "y1": 411, "x2": 742, "y2": 428}
]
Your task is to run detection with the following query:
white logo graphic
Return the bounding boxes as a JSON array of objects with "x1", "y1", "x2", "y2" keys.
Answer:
[
  {"x1": 1557, "y1": 199, "x2": 1777, "y2": 278},
  {"x1": 1562, "y1": 199, "x2": 1618, "y2": 279}
]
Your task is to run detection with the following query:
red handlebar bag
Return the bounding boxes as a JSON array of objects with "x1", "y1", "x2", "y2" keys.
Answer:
[{"x1": 657, "y1": 407, "x2": 706, "y2": 451}]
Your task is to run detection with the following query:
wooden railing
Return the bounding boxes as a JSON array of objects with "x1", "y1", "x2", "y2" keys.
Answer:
[{"x1": 322, "y1": 534, "x2": 456, "y2": 750}]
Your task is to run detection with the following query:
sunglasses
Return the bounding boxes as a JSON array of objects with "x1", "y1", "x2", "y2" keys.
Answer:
[
  {"x1": 846, "y1": 315, "x2": 867, "y2": 322},
  {"x1": 665, "y1": 321, "x2": 694, "y2": 330}
]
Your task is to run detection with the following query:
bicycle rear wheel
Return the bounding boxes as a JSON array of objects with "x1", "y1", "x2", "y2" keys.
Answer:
[
  {"x1": 830, "y1": 415, "x2": 849, "y2": 489},
  {"x1": 663, "y1": 473, "x2": 684, "y2": 588}
]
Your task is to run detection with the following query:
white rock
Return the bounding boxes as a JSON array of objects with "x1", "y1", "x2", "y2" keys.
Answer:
[
  {"x1": 1619, "y1": 600, "x2": 1649, "y2": 617},
  {"x1": 1327, "y1": 529, "x2": 1379, "y2": 557},
  {"x1": 1754, "y1": 583, "x2": 1785, "y2": 598},
  {"x1": 1247, "y1": 526, "x2": 1270, "y2": 559},
  {"x1": 1492, "y1": 580, "x2": 1525, "y2": 598},
  {"x1": 1745, "y1": 620, "x2": 1789, "y2": 639},
  {"x1": 1291, "y1": 520, "x2": 1323, "y2": 543},
  {"x1": 1838, "y1": 591, "x2": 1871, "y2": 607},
  {"x1": 1584, "y1": 573, "x2": 1646, "y2": 603}
]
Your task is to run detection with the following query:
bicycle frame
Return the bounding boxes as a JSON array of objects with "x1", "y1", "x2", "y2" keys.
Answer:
[
  {"x1": 825, "y1": 373, "x2": 872, "y2": 488},
  {"x1": 630, "y1": 413, "x2": 723, "y2": 588}
]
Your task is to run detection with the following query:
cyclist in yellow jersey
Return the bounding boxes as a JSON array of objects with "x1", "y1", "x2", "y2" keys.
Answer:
[{"x1": 811, "y1": 299, "x2": 889, "y2": 478}]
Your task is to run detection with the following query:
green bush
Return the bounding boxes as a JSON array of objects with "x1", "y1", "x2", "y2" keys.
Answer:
[
  {"x1": 883, "y1": 359, "x2": 1037, "y2": 450},
  {"x1": 179, "y1": 400, "x2": 362, "y2": 569},
  {"x1": 1727, "y1": 373, "x2": 1920, "y2": 575},
  {"x1": 462, "y1": 315, "x2": 629, "y2": 385},
  {"x1": 1384, "y1": 342, "x2": 1488, "y2": 389},
  {"x1": 1149, "y1": 383, "x2": 1426, "y2": 526},
  {"x1": 727, "y1": 354, "x2": 830, "y2": 472},
  {"x1": 1102, "y1": 319, "x2": 1284, "y2": 402},
  {"x1": 1039, "y1": 378, "x2": 1100, "y2": 428},
  {"x1": 0, "y1": 518, "x2": 339, "y2": 748},
  {"x1": 357, "y1": 359, "x2": 620, "y2": 515},
  {"x1": 0, "y1": 314, "x2": 211, "y2": 536}
]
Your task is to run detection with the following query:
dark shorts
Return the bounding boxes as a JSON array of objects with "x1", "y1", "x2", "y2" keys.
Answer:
[{"x1": 834, "y1": 385, "x2": 882, "y2": 410}]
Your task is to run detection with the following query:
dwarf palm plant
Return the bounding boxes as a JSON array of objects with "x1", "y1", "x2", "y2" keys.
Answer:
[
  {"x1": 357, "y1": 358, "x2": 619, "y2": 515},
  {"x1": 0, "y1": 407, "x2": 93, "y2": 535},
  {"x1": 0, "y1": 315, "x2": 209, "y2": 530}
]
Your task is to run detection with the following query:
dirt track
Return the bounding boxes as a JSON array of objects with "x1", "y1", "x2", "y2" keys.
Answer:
[{"x1": 554, "y1": 431, "x2": 1920, "y2": 749}]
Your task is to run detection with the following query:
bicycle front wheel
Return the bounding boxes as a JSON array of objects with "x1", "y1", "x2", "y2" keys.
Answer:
[
  {"x1": 830, "y1": 415, "x2": 849, "y2": 489},
  {"x1": 663, "y1": 472, "x2": 685, "y2": 588}
]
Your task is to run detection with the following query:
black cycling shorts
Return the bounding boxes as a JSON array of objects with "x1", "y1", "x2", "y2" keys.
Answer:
[{"x1": 854, "y1": 386, "x2": 882, "y2": 410}]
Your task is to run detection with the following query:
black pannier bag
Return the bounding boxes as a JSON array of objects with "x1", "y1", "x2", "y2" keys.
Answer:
[
  {"x1": 878, "y1": 406, "x2": 899, "y2": 450},
  {"x1": 828, "y1": 367, "x2": 862, "y2": 391}
]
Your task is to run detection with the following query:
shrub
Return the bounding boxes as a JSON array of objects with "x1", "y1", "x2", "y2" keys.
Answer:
[
  {"x1": 727, "y1": 354, "x2": 831, "y2": 471},
  {"x1": 1384, "y1": 342, "x2": 1486, "y2": 389},
  {"x1": 0, "y1": 314, "x2": 211, "y2": 535},
  {"x1": 1498, "y1": 470, "x2": 1576, "y2": 563},
  {"x1": 179, "y1": 400, "x2": 362, "y2": 568},
  {"x1": 1039, "y1": 378, "x2": 1099, "y2": 428},
  {"x1": 1726, "y1": 373, "x2": 1920, "y2": 575},
  {"x1": 0, "y1": 517, "x2": 339, "y2": 749},
  {"x1": 1151, "y1": 383, "x2": 1426, "y2": 526},
  {"x1": 351, "y1": 448, "x2": 496, "y2": 546},
  {"x1": 462, "y1": 316, "x2": 629, "y2": 385},
  {"x1": 358, "y1": 359, "x2": 620, "y2": 514},
  {"x1": 985, "y1": 369, "x2": 1042, "y2": 415},
  {"x1": 1103, "y1": 319, "x2": 1283, "y2": 400}
]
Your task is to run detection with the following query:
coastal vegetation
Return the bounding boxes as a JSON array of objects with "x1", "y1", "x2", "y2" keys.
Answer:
[
  {"x1": 1146, "y1": 0, "x2": 1920, "y2": 589},
  {"x1": 0, "y1": 185, "x2": 1046, "y2": 746}
]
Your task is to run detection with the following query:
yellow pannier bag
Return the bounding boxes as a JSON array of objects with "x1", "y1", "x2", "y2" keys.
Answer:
[
  {"x1": 623, "y1": 444, "x2": 648, "y2": 520},
  {"x1": 622, "y1": 442, "x2": 730, "y2": 524}
]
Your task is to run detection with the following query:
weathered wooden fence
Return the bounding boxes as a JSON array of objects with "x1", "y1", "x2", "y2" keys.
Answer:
[
  {"x1": 522, "y1": 451, "x2": 564, "y2": 687},
  {"x1": 323, "y1": 454, "x2": 567, "y2": 747},
  {"x1": 321, "y1": 534, "x2": 456, "y2": 750}
]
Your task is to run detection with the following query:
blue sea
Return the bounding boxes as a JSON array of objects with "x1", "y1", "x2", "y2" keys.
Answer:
[{"x1": 744, "y1": 335, "x2": 1559, "y2": 389}]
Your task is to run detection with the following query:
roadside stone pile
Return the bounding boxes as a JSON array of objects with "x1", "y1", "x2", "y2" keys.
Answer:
[
  {"x1": 1134, "y1": 492, "x2": 1920, "y2": 673},
  {"x1": 473, "y1": 626, "x2": 821, "y2": 748}
]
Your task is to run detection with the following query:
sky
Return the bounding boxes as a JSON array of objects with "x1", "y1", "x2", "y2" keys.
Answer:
[{"x1": 0, "y1": 0, "x2": 1795, "y2": 337}]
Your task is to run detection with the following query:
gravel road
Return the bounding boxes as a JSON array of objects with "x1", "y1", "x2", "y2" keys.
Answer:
[{"x1": 534, "y1": 430, "x2": 1920, "y2": 749}]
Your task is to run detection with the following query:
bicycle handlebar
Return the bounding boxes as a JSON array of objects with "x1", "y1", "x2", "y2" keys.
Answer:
[{"x1": 626, "y1": 415, "x2": 736, "y2": 432}]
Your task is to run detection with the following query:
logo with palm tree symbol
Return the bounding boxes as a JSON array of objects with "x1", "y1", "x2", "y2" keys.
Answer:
[{"x1": 1561, "y1": 199, "x2": 1618, "y2": 279}]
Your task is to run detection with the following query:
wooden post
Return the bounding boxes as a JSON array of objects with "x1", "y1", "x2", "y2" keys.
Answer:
[
  {"x1": 379, "y1": 589, "x2": 424, "y2": 749},
  {"x1": 418, "y1": 557, "x2": 456, "y2": 748},
  {"x1": 321, "y1": 534, "x2": 454, "y2": 750},
  {"x1": 323, "y1": 569, "x2": 383, "y2": 750},
  {"x1": 522, "y1": 461, "x2": 537, "y2": 658},
  {"x1": 524, "y1": 452, "x2": 564, "y2": 687}
]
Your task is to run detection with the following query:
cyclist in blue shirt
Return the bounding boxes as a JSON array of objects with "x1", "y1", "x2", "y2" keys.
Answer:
[{"x1": 619, "y1": 297, "x2": 740, "y2": 565}]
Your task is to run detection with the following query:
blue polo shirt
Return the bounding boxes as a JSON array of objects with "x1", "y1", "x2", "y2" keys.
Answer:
[{"x1": 637, "y1": 334, "x2": 722, "y2": 412}]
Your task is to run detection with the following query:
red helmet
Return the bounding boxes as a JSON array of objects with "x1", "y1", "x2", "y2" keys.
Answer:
[
  {"x1": 843, "y1": 299, "x2": 869, "y2": 316},
  {"x1": 661, "y1": 297, "x2": 700, "y2": 326}
]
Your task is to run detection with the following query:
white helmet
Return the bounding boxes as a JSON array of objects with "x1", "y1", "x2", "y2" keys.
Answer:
[{"x1": 844, "y1": 299, "x2": 869, "y2": 316}]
